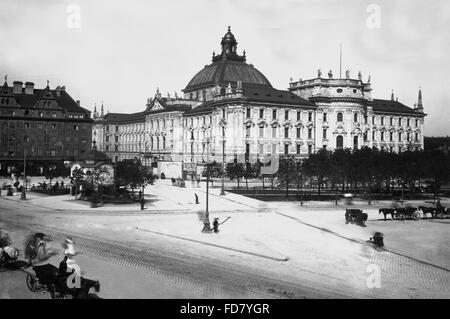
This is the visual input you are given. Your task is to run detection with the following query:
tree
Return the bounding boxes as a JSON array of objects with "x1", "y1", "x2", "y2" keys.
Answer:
[
  {"x1": 201, "y1": 161, "x2": 223, "y2": 187},
  {"x1": 225, "y1": 162, "x2": 245, "y2": 188},
  {"x1": 302, "y1": 149, "x2": 331, "y2": 196},
  {"x1": 116, "y1": 159, "x2": 153, "y2": 198},
  {"x1": 276, "y1": 156, "x2": 297, "y2": 198}
]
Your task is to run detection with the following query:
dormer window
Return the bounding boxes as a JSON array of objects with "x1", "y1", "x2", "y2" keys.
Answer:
[{"x1": 337, "y1": 88, "x2": 343, "y2": 93}]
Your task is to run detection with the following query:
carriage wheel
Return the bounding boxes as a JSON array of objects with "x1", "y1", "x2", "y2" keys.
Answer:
[{"x1": 26, "y1": 274, "x2": 38, "y2": 292}]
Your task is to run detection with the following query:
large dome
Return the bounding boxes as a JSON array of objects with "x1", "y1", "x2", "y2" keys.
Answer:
[
  {"x1": 184, "y1": 60, "x2": 272, "y2": 91},
  {"x1": 183, "y1": 27, "x2": 272, "y2": 92}
]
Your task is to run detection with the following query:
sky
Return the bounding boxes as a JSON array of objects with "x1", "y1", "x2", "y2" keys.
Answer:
[{"x1": 0, "y1": 0, "x2": 449, "y2": 136}]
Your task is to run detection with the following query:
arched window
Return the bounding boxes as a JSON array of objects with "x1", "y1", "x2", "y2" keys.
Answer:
[
  {"x1": 336, "y1": 135, "x2": 344, "y2": 149},
  {"x1": 337, "y1": 112, "x2": 343, "y2": 122}
]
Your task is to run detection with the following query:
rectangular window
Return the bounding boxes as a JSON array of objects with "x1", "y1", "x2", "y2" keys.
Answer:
[
  {"x1": 246, "y1": 108, "x2": 251, "y2": 118},
  {"x1": 308, "y1": 144, "x2": 312, "y2": 154},
  {"x1": 323, "y1": 128, "x2": 327, "y2": 139},
  {"x1": 284, "y1": 144, "x2": 289, "y2": 155},
  {"x1": 259, "y1": 109, "x2": 264, "y2": 119},
  {"x1": 246, "y1": 127, "x2": 251, "y2": 138},
  {"x1": 296, "y1": 127, "x2": 300, "y2": 138},
  {"x1": 381, "y1": 117, "x2": 384, "y2": 125},
  {"x1": 297, "y1": 111, "x2": 301, "y2": 121},
  {"x1": 415, "y1": 119, "x2": 419, "y2": 127},
  {"x1": 372, "y1": 131, "x2": 375, "y2": 140},
  {"x1": 390, "y1": 132, "x2": 393, "y2": 141},
  {"x1": 407, "y1": 119, "x2": 410, "y2": 127},
  {"x1": 285, "y1": 110, "x2": 289, "y2": 120},
  {"x1": 272, "y1": 127, "x2": 277, "y2": 138},
  {"x1": 308, "y1": 112, "x2": 313, "y2": 122},
  {"x1": 115, "y1": 126, "x2": 119, "y2": 132},
  {"x1": 284, "y1": 127, "x2": 289, "y2": 138},
  {"x1": 372, "y1": 117, "x2": 375, "y2": 125},
  {"x1": 272, "y1": 109, "x2": 277, "y2": 119},
  {"x1": 259, "y1": 127, "x2": 264, "y2": 137},
  {"x1": 115, "y1": 135, "x2": 119, "y2": 142},
  {"x1": 308, "y1": 128, "x2": 312, "y2": 139},
  {"x1": 106, "y1": 135, "x2": 109, "y2": 142},
  {"x1": 364, "y1": 115, "x2": 368, "y2": 124},
  {"x1": 398, "y1": 132, "x2": 402, "y2": 142},
  {"x1": 296, "y1": 144, "x2": 301, "y2": 154},
  {"x1": 381, "y1": 132, "x2": 384, "y2": 141},
  {"x1": 415, "y1": 133, "x2": 419, "y2": 142},
  {"x1": 390, "y1": 117, "x2": 393, "y2": 126}
]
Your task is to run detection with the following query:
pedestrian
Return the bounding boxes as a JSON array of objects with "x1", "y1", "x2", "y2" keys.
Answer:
[
  {"x1": 59, "y1": 256, "x2": 68, "y2": 276},
  {"x1": 436, "y1": 198, "x2": 443, "y2": 213},
  {"x1": 213, "y1": 218, "x2": 220, "y2": 233},
  {"x1": 64, "y1": 237, "x2": 75, "y2": 257},
  {"x1": 140, "y1": 196, "x2": 145, "y2": 210},
  {"x1": 36, "y1": 236, "x2": 47, "y2": 261}
]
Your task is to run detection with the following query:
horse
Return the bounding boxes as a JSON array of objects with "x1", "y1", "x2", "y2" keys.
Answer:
[
  {"x1": 56, "y1": 275, "x2": 100, "y2": 299},
  {"x1": 418, "y1": 206, "x2": 436, "y2": 219},
  {"x1": 378, "y1": 208, "x2": 395, "y2": 221}
]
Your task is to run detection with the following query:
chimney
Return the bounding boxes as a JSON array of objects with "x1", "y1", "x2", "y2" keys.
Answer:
[
  {"x1": 24, "y1": 82, "x2": 34, "y2": 95},
  {"x1": 13, "y1": 81, "x2": 23, "y2": 94}
]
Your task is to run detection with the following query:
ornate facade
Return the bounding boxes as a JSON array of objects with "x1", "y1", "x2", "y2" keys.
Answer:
[
  {"x1": 92, "y1": 27, "x2": 426, "y2": 177},
  {"x1": 0, "y1": 79, "x2": 92, "y2": 175}
]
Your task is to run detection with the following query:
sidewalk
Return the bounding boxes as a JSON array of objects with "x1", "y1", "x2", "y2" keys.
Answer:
[{"x1": 0, "y1": 181, "x2": 272, "y2": 214}]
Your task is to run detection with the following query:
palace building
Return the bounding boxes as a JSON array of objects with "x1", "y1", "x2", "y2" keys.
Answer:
[
  {"x1": 92, "y1": 27, "x2": 426, "y2": 178},
  {"x1": 0, "y1": 79, "x2": 92, "y2": 176}
]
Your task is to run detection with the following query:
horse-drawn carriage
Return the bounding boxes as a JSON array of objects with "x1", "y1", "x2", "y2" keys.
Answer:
[
  {"x1": 345, "y1": 209, "x2": 368, "y2": 226},
  {"x1": 25, "y1": 263, "x2": 100, "y2": 299}
]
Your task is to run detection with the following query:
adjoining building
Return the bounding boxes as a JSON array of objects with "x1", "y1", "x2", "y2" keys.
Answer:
[
  {"x1": 289, "y1": 69, "x2": 425, "y2": 152},
  {"x1": 0, "y1": 78, "x2": 92, "y2": 176},
  {"x1": 92, "y1": 27, "x2": 426, "y2": 178}
]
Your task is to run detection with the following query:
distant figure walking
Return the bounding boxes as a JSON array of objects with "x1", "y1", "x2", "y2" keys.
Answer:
[
  {"x1": 64, "y1": 237, "x2": 75, "y2": 257},
  {"x1": 36, "y1": 237, "x2": 47, "y2": 261},
  {"x1": 213, "y1": 218, "x2": 220, "y2": 233}
]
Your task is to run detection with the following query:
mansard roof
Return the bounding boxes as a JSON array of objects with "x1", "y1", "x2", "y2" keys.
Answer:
[
  {"x1": 369, "y1": 99, "x2": 425, "y2": 116},
  {"x1": 183, "y1": 84, "x2": 315, "y2": 116},
  {"x1": 102, "y1": 111, "x2": 147, "y2": 124},
  {"x1": 0, "y1": 84, "x2": 90, "y2": 115}
]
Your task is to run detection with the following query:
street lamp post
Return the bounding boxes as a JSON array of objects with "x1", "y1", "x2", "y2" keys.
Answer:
[
  {"x1": 20, "y1": 142, "x2": 27, "y2": 200},
  {"x1": 202, "y1": 166, "x2": 212, "y2": 232},
  {"x1": 220, "y1": 122, "x2": 226, "y2": 196}
]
